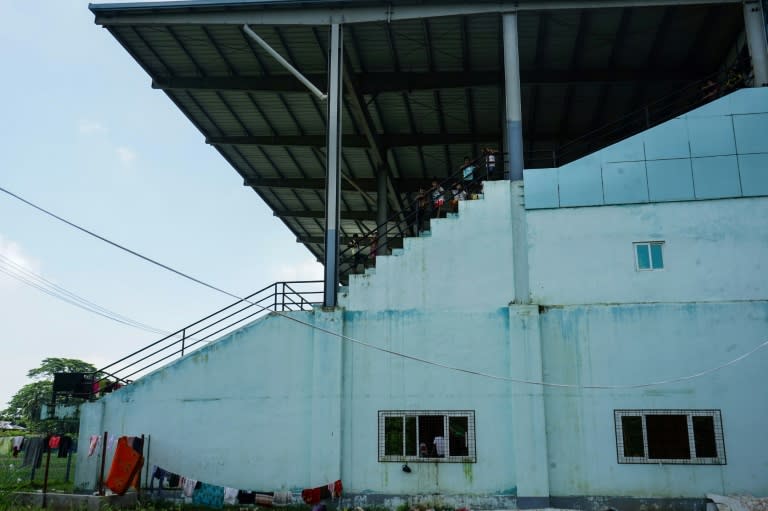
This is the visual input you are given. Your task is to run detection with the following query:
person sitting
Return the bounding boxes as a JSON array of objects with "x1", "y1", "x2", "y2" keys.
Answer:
[
  {"x1": 449, "y1": 183, "x2": 466, "y2": 213},
  {"x1": 347, "y1": 234, "x2": 365, "y2": 271},
  {"x1": 460, "y1": 157, "x2": 476, "y2": 189},
  {"x1": 429, "y1": 179, "x2": 446, "y2": 218}
]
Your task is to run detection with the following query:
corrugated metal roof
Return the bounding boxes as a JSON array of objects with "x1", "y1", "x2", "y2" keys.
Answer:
[{"x1": 91, "y1": 0, "x2": 745, "y2": 274}]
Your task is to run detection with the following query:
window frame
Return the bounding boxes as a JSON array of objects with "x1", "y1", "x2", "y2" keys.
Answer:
[
  {"x1": 634, "y1": 241, "x2": 665, "y2": 271},
  {"x1": 378, "y1": 410, "x2": 476, "y2": 463},
  {"x1": 614, "y1": 409, "x2": 726, "y2": 465}
]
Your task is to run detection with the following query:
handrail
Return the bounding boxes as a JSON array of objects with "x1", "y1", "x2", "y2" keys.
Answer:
[
  {"x1": 339, "y1": 151, "x2": 501, "y2": 278},
  {"x1": 533, "y1": 64, "x2": 751, "y2": 168},
  {"x1": 87, "y1": 280, "x2": 322, "y2": 396},
  {"x1": 336, "y1": 67, "x2": 751, "y2": 278}
]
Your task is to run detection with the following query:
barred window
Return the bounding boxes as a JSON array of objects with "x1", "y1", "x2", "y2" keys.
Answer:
[
  {"x1": 378, "y1": 410, "x2": 476, "y2": 463},
  {"x1": 614, "y1": 410, "x2": 726, "y2": 464}
]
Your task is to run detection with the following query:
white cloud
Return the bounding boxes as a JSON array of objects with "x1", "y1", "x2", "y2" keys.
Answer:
[
  {"x1": 0, "y1": 234, "x2": 39, "y2": 273},
  {"x1": 0, "y1": 235, "x2": 41, "y2": 291},
  {"x1": 274, "y1": 258, "x2": 324, "y2": 282},
  {"x1": 78, "y1": 119, "x2": 106, "y2": 135},
  {"x1": 116, "y1": 146, "x2": 137, "y2": 167}
]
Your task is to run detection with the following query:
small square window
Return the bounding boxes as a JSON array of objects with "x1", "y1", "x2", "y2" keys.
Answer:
[{"x1": 634, "y1": 242, "x2": 664, "y2": 270}]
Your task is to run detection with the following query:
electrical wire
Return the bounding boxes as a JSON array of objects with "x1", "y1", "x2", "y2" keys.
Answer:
[
  {"x1": 0, "y1": 253, "x2": 168, "y2": 336},
  {"x1": 2, "y1": 184, "x2": 766, "y2": 389}
]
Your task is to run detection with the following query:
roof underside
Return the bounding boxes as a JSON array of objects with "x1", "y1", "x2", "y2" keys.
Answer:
[{"x1": 90, "y1": 0, "x2": 746, "y2": 269}]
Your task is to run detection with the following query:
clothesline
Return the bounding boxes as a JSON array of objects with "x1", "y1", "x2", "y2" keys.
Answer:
[{"x1": 149, "y1": 462, "x2": 342, "y2": 509}]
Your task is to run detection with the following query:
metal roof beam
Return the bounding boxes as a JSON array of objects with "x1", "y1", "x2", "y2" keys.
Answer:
[
  {"x1": 207, "y1": 135, "x2": 368, "y2": 147},
  {"x1": 152, "y1": 69, "x2": 701, "y2": 95},
  {"x1": 246, "y1": 177, "x2": 433, "y2": 192},
  {"x1": 209, "y1": 132, "x2": 501, "y2": 148},
  {"x1": 298, "y1": 235, "x2": 372, "y2": 245},
  {"x1": 93, "y1": 0, "x2": 741, "y2": 27},
  {"x1": 275, "y1": 209, "x2": 377, "y2": 221}
]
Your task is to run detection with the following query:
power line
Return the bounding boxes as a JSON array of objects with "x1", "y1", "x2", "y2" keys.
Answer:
[
  {"x1": 2, "y1": 184, "x2": 765, "y2": 389},
  {"x1": 0, "y1": 186, "x2": 244, "y2": 303},
  {"x1": 0, "y1": 254, "x2": 168, "y2": 336}
]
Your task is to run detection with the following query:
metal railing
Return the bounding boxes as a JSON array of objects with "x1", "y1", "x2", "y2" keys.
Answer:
[
  {"x1": 89, "y1": 280, "x2": 322, "y2": 395},
  {"x1": 339, "y1": 152, "x2": 502, "y2": 279},
  {"x1": 525, "y1": 66, "x2": 751, "y2": 169},
  {"x1": 336, "y1": 65, "x2": 754, "y2": 279}
]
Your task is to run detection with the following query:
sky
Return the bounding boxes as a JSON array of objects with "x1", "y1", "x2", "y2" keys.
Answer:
[{"x1": 0, "y1": 0, "x2": 323, "y2": 410}]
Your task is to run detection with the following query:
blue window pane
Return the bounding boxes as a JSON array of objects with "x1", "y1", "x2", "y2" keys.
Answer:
[
  {"x1": 636, "y1": 244, "x2": 651, "y2": 270},
  {"x1": 650, "y1": 243, "x2": 664, "y2": 269}
]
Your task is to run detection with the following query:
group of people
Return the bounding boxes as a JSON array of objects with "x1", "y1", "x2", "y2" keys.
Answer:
[
  {"x1": 344, "y1": 149, "x2": 501, "y2": 272},
  {"x1": 414, "y1": 148, "x2": 499, "y2": 233},
  {"x1": 700, "y1": 52, "x2": 753, "y2": 102}
]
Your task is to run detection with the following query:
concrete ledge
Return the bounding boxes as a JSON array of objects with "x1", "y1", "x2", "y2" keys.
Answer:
[
  {"x1": 550, "y1": 496, "x2": 709, "y2": 511},
  {"x1": 12, "y1": 491, "x2": 138, "y2": 510}
]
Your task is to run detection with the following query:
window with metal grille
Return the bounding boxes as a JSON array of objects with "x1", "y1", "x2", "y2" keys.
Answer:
[
  {"x1": 614, "y1": 410, "x2": 726, "y2": 464},
  {"x1": 634, "y1": 241, "x2": 665, "y2": 270},
  {"x1": 378, "y1": 410, "x2": 476, "y2": 463}
]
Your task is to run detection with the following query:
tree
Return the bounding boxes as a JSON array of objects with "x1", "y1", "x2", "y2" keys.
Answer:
[
  {"x1": 2, "y1": 358, "x2": 96, "y2": 432},
  {"x1": 27, "y1": 357, "x2": 96, "y2": 380}
]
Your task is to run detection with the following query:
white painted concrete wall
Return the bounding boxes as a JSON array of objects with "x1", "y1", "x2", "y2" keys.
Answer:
[
  {"x1": 76, "y1": 309, "x2": 343, "y2": 492},
  {"x1": 340, "y1": 308, "x2": 516, "y2": 496},
  {"x1": 75, "y1": 159, "x2": 768, "y2": 502},
  {"x1": 539, "y1": 302, "x2": 768, "y2": 497},
  {"x1": 340, "y1": 181, "x2": 516, "y2": 311},
  {"x1": 527, "y1": 197, "x2": 768, "y2": 305}
]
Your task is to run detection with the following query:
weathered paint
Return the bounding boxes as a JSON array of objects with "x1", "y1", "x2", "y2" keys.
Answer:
[
  {"x1": 527, "y1": 197, "x2": 768, "y2": 305},
  {"x1": 76, "y1": 94, "x2": 768, "y2": 505}
]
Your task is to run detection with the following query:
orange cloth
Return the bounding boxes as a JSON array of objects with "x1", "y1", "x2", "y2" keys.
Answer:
[{"x1": 105, "y1": 437, "x2": 143, "y2": 495}]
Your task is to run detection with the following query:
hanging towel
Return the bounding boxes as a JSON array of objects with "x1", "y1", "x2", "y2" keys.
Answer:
[
  {"x1": 192, "y1": 482, "x2": 224, "y2": 509},
  {"x1": 273, "y1": 491, "x2": 293, "y2": 505},
  {"x1": 182, "y1": 477, "x2": 198, "y2": 498},
  {"x1": 105, "y1": 437, "x2": 143, "y2": 496},
  {"x1": 12, "y1": 436, "x2": 24, "y2": 457},
  {"x1": 237, "y1": 491, "x2": 255, "y2": 505},
  {"x1": 223, "y1": 487, "x2": 239, "y2": 505},
  {"x1": 48, "y1": 436, "x2": 61, "y2": 450},
  {"x1": 22, "y1": 437, "x2": 44, "y2": 468},
  {"x1": 57, "y1": 436, "x2": 73, "y2": 458},
  {"x1": 254, "y1": 493, "x2": 274, "y2": 507},
  {"x1": 301, "y1": 487, "x2": 323, "y2": 505},
  {"x1": 88, "y1": 435, "x2": 100, "y2": 457},
  {"x1": 0, "y1": 437, "x2": 11, "y2": 456}
]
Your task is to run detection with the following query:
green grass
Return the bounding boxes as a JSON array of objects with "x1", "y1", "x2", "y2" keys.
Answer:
[{"x1": 0, "y1": 452, "x2": 76, "y2": 493}]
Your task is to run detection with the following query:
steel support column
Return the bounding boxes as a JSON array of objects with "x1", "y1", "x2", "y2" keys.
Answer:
[
  {"x1": 744, "y1": 0, "x2": 768, "y2": 86},
  {"x1": 503, "y1": 13, "x2": 525, "y2": 181},
  {"x1": 324, "y1": 23, "x2": 343, "y2": 307},
  {"x1": 376, "y1": 164, "x2": 388, "y2": 254}
]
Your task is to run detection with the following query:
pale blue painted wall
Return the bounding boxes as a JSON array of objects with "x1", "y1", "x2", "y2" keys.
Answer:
[
  {"x1": 540, "y1": 302, "x2": 768, "y2": 497},
  {"x1": 524, "y1": 88, "x2": 768, "y2": 209},
  {"x1": 526, "y1": 196, "x2": 768, "y2": 305},
  {"x1": 76, "y1": 310, "x2": 343, "y2": 492},
  {"x1": 75, "y1": 91, "x2": 768, "y2": 503}
]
